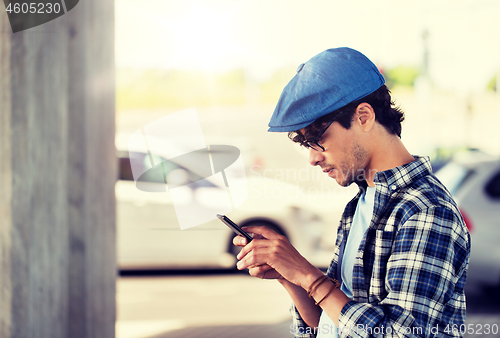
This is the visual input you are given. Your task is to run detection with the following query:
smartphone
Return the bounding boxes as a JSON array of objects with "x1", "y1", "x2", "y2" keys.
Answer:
[{"x1": 216, "y1": 214, "x2": 253, "y2": 243}]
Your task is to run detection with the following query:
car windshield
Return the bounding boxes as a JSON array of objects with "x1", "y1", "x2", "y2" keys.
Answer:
[{"x1": 435, "y1": 162, "x2": 472, "y2": 196}]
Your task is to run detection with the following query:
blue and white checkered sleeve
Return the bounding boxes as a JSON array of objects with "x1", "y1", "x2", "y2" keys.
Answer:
[
  {"x1": 337, "y1": 206, "x2": 470, "y2": 337},
  {"x1": 290, "y1": 303, "x2": 317, "y2": 338}
]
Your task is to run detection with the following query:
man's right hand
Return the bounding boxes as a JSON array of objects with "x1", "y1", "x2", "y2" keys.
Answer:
[
  {"x1": 233, "y1": 226, "x2": 323, "y2": 289},
  {"x1": 232, "y1": 227, "x2": 284, "y2": 280},
  {"x1": 233, "y1": 227, "x2": 324, "y2": 328}
]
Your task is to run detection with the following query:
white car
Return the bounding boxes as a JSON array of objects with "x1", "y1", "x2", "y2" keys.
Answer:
[
  {"x1": 116, "y1": 148, "x2": 337, "y2": 270},
  {"x1": 434, "y1": 151, "x2": 500, "y2": 293}
]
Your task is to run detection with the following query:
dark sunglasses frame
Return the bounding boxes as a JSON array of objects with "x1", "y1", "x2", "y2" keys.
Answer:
[{"x1": 304, "y1": 120, "x2": 334, "y2": 152}]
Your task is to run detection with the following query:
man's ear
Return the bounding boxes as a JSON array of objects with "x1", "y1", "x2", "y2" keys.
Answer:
[{"x1": 355, "y1": 103, "x2": 375, "y2": 132}]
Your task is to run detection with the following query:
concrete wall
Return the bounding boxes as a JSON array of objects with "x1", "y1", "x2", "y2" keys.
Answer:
[{"x1": 0, "y1": 1, "x2": 116, "y2": 338}]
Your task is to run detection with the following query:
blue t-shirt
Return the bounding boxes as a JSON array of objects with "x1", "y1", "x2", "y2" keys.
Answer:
[{"x1": 317, "y1": 187, "x2": 376, "y2": 338}]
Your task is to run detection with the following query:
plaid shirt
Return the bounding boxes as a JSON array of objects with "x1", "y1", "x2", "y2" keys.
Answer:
[{"x1": 291, "y1": 156, "x2": 470, "y2": 337}]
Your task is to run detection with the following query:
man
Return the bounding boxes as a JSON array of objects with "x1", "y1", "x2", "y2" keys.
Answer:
[{"x1": 233, "y1": 48, "x2": 470, "y2": 337}]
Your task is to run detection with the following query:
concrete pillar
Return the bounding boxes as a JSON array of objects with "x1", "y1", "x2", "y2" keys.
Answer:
[{"x1": 0, "y1": 1, "x2": 116, "y2": 337}]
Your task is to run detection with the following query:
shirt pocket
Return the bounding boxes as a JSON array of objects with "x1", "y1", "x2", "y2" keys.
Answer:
[{"x1": 368, "y1": 229, "x2": 393, "y2": 303}]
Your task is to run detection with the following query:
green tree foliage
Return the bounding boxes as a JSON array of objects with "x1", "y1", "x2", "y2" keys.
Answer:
[
  {"x1": 487, "y1": 75, "x2": 497, "y2": 92},
  {"x1": 385, "y1": 65, "x2": 420, "y2": 89}
]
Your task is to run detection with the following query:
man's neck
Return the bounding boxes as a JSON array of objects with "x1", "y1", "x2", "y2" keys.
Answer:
[{"x1": 364, "y1": 136, "x2": 415, "y2": 187}]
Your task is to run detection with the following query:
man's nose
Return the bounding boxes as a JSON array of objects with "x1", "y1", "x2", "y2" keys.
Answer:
[{"x1": 309, "y1": 148, "x2": 324, "y2": 166}]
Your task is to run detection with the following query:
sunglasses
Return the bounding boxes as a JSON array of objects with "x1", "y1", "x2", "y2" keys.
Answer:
[{"x1": 303, "y1": 120, "x2": 334, "y2": 152}]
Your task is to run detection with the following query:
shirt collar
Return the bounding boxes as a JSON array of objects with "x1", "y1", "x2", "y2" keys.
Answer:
[{"x1": 373, "y1": 156, "x2": 432, "y2": 192}]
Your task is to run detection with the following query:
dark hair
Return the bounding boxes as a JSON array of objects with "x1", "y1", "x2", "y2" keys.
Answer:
[{"x1": 288, "y1": 85, "x2": 404, "y2": 146}]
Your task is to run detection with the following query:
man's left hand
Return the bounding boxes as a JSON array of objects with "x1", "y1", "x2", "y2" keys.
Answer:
[{"x1": 236, "y1": 226, "x2": 322, "y2": 289}]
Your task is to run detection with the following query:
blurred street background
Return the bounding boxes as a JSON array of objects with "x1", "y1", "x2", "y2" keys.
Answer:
[
  {"x1": 114, "y1": 0, "x2": 500, "y2": 337},
  {"x1": 115, "y1": 271, "x2": 500, "y2": 338}
]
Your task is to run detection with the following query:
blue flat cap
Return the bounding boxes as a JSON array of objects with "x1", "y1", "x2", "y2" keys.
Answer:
[{"x1": 268, "y1": 47, "x2": 385, "y2": 132}]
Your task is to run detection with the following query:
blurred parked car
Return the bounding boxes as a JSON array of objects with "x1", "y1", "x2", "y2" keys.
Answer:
[
  {"x1": 434, "y1": 151, "x2": 500, "y2": 293},
  {"x1": 115, "y1": 145, "x2": 334, "y2": 270}
]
